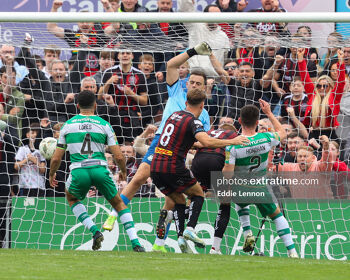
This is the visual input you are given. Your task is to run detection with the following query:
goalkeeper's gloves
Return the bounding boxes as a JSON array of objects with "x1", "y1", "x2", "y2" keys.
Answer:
[{"x1": 187, "y1": 42, "x2": 212, "y2": 57}]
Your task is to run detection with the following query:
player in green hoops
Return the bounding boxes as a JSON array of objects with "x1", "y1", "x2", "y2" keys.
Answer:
[
  {"x1": 211, "y1": 99, "x2": 298, "y2": 258},
  {"x1": 49, "y1": 90, "x2": 145, "y2": 252}
]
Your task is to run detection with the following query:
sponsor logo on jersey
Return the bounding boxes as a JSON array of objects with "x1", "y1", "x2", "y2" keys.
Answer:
[
  {"x1": 247, "y1": 138, "x2": 266, "y2": 146},
  {"x1": 155, "y1": 147, "x2": 173, "y2": 156},
  {"x1": 170, "y1": 112, "x2": 183, "y2": 121}
]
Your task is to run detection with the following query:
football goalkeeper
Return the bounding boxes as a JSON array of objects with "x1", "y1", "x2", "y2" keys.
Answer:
[{"x1": 102, "y1": 42, "x2": 213, "y2": 253}]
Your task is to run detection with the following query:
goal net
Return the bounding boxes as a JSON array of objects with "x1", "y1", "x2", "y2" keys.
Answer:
[{"x1": 1, "y1": 12, "x2": 350, "y2": 260}]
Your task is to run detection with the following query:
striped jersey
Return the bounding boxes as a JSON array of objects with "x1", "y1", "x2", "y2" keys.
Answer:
[
  {"x1": 58, "y1": 114, "x2": 118, "y2": 170},
  {"x1": 151, "y1": 110, "x2": 205, "y2": 174},
  {"x1": 197, "y1": 129, "x2": 237, "y2": 158},
  {"x1": 225, "y1": 132, "x2": 280, "y2": 173}
]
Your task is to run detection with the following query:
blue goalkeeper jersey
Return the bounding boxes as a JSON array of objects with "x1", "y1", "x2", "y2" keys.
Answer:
[{"x1": 156, "y1": 80, "x2": 210, "y2": 135}]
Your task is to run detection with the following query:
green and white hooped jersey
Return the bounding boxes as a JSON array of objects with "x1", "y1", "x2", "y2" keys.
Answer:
[
  {"x1": 225, "y1": 132, "x2": 280, "y2": 173},
  {"x1": 58, "y1": 115, "x2": 118, "y2": 170}
]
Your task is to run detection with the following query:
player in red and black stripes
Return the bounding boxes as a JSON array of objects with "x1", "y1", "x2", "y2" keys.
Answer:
[
  {"x1": 191, "y1": 124, "x2": 237, "y2": 193},
  {"x1": 150, "y1": 89, "x2": 249, "y2": 253},
  {"x1": 191, "y1": 124, "x2": 238, "y2": 255}
]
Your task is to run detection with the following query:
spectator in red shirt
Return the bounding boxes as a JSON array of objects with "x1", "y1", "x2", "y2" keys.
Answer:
[
  {"x1": 298, "y1": 48, "x2": 346, "y2": 140},
  {"x1": 280, "y1": 78, "x2": 308, "y2": 123},
  {"x1": 99, "y1": 50, "x2": 148, "y2": 143},
  {"x1": 229, "y1": 28, "x2": 262, "y2": 67},
  {"x1": 277, "y1": 33, "x2": 318, "y2": 94}
]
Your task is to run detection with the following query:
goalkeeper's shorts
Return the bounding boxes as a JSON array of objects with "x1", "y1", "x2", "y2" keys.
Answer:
[
  {"x1": 142, "y1": 134, "x2": 161, "y2": 165},
  {"x1": 66, "y1": 165, "x2": 118, "y2": 201}
]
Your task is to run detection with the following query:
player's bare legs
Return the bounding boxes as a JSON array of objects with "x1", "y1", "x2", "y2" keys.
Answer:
[
  {"x1": 103, "y1": 162, "x2": 150, "y2": 231},
  {"x1": 167, "y1": 183, "x2": 205, "y2": 253},
  {"x1": 268, "y1": 206, "x2": 298, "y2": 258},
  {"x1": 65, "y1": 190, "x2": 104, "y2": 251},
  {"x1": 121, "y1": 162, "x2": 150, "y2": 201},
  {"x1": 107, "y1": 192, "x2": 145, "y2": 252},
  {"x1": 109, "y1": 193, "x2": 129, "y2": 212}
]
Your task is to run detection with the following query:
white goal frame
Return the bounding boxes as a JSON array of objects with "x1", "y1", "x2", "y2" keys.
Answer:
[{"x1": 0, "y1": 12, "x2": 349, "y2": 23}]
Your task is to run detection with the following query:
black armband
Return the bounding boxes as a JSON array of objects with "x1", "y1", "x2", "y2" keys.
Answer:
[
  {"x1": 56, "y1": 143, "x2": 66, "y2": 150},
  {"x1": 186, "y1": 48, "x2": 198, "y2": 58}
]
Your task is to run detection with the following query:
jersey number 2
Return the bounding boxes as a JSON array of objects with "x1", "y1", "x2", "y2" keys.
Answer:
[
  {"x1": 81, "y1": 133, "x2": 93, "y2": 156},
  {"x1": 249, "y1": 155, "x2": 261, "y2": 172},
  {"x1": 160, "y1": 123, "x2": 175, "y2": 146}
]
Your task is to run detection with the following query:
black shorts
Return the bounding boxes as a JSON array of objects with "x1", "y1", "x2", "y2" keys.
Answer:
[
  {"x1": 191, "y1": 152, "x2": 225, "y2": 192},
  {"x1": 151, "y1": 169, "x2": 197, "y2": 196}
]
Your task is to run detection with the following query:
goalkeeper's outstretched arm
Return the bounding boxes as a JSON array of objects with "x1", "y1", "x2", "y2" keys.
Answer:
[
  {"x1": 166, "y1": 52, "x2": 191, "y2": 86},
  {"x1": 166, "y1": 42, "x2": 212, "y2": 86}
]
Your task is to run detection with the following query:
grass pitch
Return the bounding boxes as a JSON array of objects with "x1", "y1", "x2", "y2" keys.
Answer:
[{"x1": 1, "y1": 249, "x2": 350, "y2": 280}]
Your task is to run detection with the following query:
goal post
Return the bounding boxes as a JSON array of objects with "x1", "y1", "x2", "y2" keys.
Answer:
[
  {"x1": 1, "y1": 12, "x2": 350, "y2": 23},
  {"x1": 1, "y1": 12, "x2": 350, "y2": 260}
]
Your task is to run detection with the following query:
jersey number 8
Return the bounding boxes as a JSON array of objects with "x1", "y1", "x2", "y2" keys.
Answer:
[{"x1": 160, "y1": 123, "x2": 175, "y2": 146}]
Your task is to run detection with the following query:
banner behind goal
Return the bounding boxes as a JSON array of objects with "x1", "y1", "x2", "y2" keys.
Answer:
[{"x1": 1, "y1": 13, "x2": 350, "y2": 259}]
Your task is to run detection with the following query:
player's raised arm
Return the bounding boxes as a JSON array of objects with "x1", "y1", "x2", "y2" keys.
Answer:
[
  {"x1": 166, "y1": 42, "x2": 212, "y2": 86},
  {"x1": 195, "y1": 132, "x2": 249, "y2": 148},
  {"x1": 259, "y1": 99, "x2": 287, "y2": 142}
]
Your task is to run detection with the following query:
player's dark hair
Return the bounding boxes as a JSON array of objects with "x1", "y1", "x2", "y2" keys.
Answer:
[
  {"x1": 78, "y1": 90, "x2": 96, "y2": 109},
  {"x1": 203, "y1": 4, "x2": 219, "y2": 12},
  {"x1": 240, "y1": 105, "x2": 259, "y2": 128},
  {"x1": 190, "y1": 70, "x2": 207, "y2": 85},
  {"x1": 187, "y1": 89, "x2": 206, "y2": 106}
]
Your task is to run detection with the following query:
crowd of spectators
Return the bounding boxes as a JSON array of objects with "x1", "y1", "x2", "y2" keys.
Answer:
[{"x1": 1, "y1": 0, "x2": 350, "y2": 219}]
